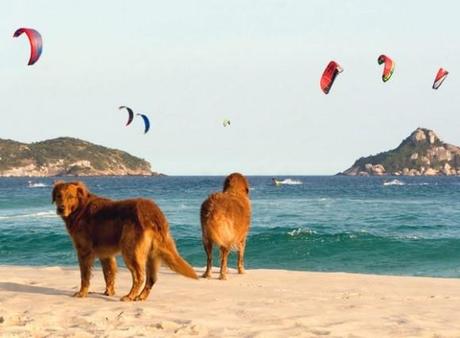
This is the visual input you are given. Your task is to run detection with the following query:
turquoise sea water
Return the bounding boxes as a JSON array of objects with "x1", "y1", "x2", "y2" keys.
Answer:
[{"x1": 1, "y1": 176, "x2": 460, "y2": 277}]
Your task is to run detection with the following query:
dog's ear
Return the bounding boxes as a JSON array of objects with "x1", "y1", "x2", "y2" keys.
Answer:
[
  {"x1": 245, "y1": 177, "x2": 250, "y2": 195},
  {"x1": 74, "y1": 181, "x2": 89, "y2": 201},
  {"x1": 52, "y1": 180, "x2": 65, "y2": 204},
  {"x1": 223, "y1": 176, "x2": 231, "y2": 192}
]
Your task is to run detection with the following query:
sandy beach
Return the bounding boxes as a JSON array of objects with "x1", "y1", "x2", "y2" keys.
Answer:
[{"x1": 0, "y1": 266, "x2": 459, "y2": 337}]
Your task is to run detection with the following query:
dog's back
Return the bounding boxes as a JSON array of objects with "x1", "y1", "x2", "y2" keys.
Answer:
[{"x1": 201, "y1": 191, "x2": 250, "y2": 249}]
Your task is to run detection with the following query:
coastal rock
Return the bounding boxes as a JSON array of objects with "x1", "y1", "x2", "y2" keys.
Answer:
[
  {"x1": 420, "y1": 156, "x2": 431, "y2": 166},
  {"x1": 410, "y1": 128, "x2": 439, "y2": 145},
  {"x1": 440, "y1": 163, "x2": 457, "y2": 176},
  {"x1": 424, "y1": 168, "x2": 438, "y2": 176},
  {"x1": 364, "y1": 163, "x2": 385, "y2": 175},
  {"x1": 340, "y1": 128, "x2": 460, "y2": 176},
  {"x1": 411, "y1": 129, "x2": 427, "y2": 143}
]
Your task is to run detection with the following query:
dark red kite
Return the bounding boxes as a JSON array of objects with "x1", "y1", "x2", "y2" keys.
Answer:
[{"x1": 320, "y1": 61, "x2": 343, "y2": 94}]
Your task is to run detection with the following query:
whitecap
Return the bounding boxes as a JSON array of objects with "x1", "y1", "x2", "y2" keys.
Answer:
[
  {"x1": 287, "y1": 228, "x2": 315, "y2": 237},
  {"x1": 0, "y1": 211, "x2": 57, "y2": 220}
]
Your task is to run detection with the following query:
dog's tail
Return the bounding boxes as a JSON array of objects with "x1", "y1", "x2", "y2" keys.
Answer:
[{"x1": 158, "y1": 233, "x2": 198, "y2": 279}]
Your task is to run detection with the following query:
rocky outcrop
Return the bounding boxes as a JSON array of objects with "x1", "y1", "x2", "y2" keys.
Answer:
[
  {"x1": 0, "y1": 137, "x2": 156, "y2": 177},
  {"x1": 340, "y1": 128, "x2": 460, "y2": 176}
]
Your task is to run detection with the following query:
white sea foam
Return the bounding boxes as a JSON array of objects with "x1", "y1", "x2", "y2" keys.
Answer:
[
  {"x1": 383, "y1": 179, "x2": 405, "y2": 186},
  {"x1": 287, "y1": 228, "x2": 315, "y2": 237},
  {"x1": 0, "y1": 211, "x2": 57, "y2": 220}
]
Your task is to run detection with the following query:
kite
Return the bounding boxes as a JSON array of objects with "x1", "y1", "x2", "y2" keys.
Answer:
[
  {"x1": 377, "y1": 54, "x2": 395, "y2": 82},
  {"x1": 119, "y1": 106, "x2": 134, "y2": 126},
  {"x1": 13, "y1": 28, "x2": 43, "y2": 65},
  {"x1": 223, "y1": 119, "x2": 231, "y2": 127},
  {"x1": 320, "y1": 61, "x2": 343, "y2": 94},
  {"x1": 432, "y1": 68, "x2": 449, "y2": 90},
  {"x1": 137, "y1": 113, "x2": 150, "y2": 134}
]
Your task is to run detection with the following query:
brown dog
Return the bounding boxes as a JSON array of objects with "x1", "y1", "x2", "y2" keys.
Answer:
[
  {"x1": 52, "y1": 181, "x2": 197, "y2": 301},
  {"x1": 200, "y1": 173, "x2": 251, "y2": 280}
]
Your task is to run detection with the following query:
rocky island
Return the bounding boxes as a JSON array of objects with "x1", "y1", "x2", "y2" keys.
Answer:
[
  {"x1": 341, "y1": 128, "x2": 460, "y2": 176},
  {"x1": 0, "y1": 137, "x2": 155, "y2": 177}
]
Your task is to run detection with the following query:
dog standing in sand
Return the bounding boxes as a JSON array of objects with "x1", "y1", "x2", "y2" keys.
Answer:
[
  {"x1": 201, "y1": 173, "x2": 251, "y2": 280},
  {"x1": 52, "y1": 181, "x2": 197, "y2": 301}
]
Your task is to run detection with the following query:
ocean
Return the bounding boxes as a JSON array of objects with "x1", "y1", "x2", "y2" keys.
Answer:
[{"x1": 1, "y1": 176, "x2": 460, "y2": 278}]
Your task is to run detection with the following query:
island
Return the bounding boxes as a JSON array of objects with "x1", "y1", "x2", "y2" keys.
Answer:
[
  {"x1": 0, "y1": 137, "x2": 156, "y2": 177},
  {"x1": 340, "y1": 128, "x2": 460, "y2": 176}
]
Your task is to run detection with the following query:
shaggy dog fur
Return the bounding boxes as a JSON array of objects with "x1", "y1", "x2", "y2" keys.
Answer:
[
  {"x1": 52, "y1": 181, "x2": 197, "y2": 301},
  {"x1": 200, "y1": 173, "x2": 251, "y2": 280}
]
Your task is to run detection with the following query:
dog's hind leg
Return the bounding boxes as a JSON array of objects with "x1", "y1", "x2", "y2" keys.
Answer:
[
  {"x1": 121, "y1": 254, "x2": 146, "y2": 301},
  {"x1": 219, "y1": 247, "x2": 230, "y2": 280},
  {"x1": 237, "y1": 238, "x2": 247, "y2": 274},
  {"x1": 136, "y1": 252, "x2": 160, "y2": 301},
  {"x1": 202, "y1": 239, "x2": 213, "y2": 278},
  {"x1": 120, "y1": 238, "x2": 148, "y2": 301},
  {"x1": 100, "y1": 257, "x2": 117, "y2": 296}
]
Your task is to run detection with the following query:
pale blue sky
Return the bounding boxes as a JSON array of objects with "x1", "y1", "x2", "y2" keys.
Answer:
[{"x1": 2, "y1": 1, "x2": 459, "y2": 175}]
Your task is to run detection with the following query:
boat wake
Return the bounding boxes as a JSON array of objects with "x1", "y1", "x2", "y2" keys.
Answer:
[
  {"x1": 27, "y1": 181, "x2": 49, "y2": 188},
  {"x1": 274, "y1": 178, "x2": 303, "y2": 186},
  {"x1": 383, "y1": 179, "x2": 405, "y2": 186}
]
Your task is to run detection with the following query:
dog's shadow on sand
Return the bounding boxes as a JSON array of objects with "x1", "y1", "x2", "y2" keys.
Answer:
[
  {"x1": 0, "y1": 282, "x2": 121, "y2": 301},
  {"x1": 0, "y1": 282, "x2": 73, "y2": 297}
]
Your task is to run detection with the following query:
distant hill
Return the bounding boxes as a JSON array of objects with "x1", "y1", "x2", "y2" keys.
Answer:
[
  {"x1": 0, "y1": 137, "x2": 155, "y2": 177},
  {"x1": 340, "y1": 128, "x2": 460, "y2": 176}
]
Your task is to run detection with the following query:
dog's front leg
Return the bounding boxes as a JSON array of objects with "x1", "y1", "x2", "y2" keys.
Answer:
[
  {"x1": 101, "y1": 256, "x2": 117, "y2": 296},
  {"x1": 74, "y1": 251, "x2": 95, "y2": 298}
]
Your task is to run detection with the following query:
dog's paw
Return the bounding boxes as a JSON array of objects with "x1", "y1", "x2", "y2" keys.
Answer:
[
  {"x1": 120, "y1": 295, "x2": 134, "y2": 302},
  {"x1": 218, "y1": 274, "x2": 228, "y2": 280},
  {"x1": 104, "y1": 289, "x2": 115, "y2": 296},
  {"x1": 72, "y1": 291, "x2": 88, "y2": 298},
  {"x1": 201, "y1": 273, "x2": 211, "y2": 279},
  {"x1": 135, "y1": 288, "x2": 151, "y2": 301}
]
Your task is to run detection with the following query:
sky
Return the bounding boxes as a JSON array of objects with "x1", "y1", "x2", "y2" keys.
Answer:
[{"x1": 2, "y1": 1, "x2": 460, "y2": 175}]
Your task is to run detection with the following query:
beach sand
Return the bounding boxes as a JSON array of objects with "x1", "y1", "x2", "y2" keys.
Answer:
[{"x1": 0, "y1": 266, "x2": 459, "y2": 337}]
